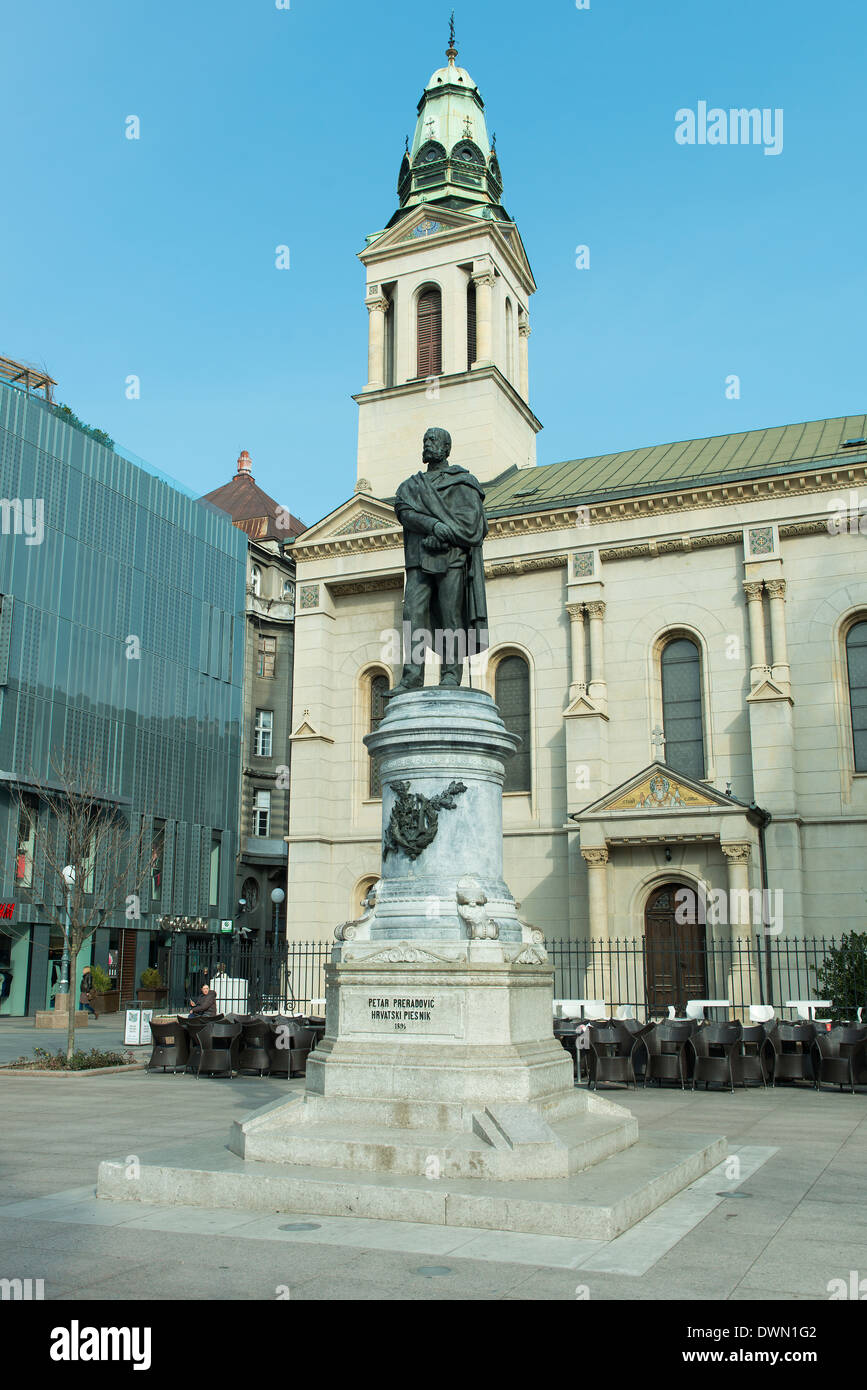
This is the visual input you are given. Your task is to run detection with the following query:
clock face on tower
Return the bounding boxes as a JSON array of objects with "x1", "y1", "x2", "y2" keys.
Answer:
[{"x1": 411, "y1": 219, "x2": 443, "y2": 238}]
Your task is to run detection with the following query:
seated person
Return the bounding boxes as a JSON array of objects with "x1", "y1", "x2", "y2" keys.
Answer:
[{"x1": 187, "y1": 983, "x2": 217, "y2": 1018}]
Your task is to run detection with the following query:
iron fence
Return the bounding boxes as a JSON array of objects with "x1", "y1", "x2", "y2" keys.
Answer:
[{"x1": 160, "y1": 934, "x2": 866, "y2": 1022}]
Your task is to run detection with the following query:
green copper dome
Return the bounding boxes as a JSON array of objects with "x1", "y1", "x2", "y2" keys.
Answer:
[{"x1": 395, "y1": 35, "x2": 505, "y2": 218}]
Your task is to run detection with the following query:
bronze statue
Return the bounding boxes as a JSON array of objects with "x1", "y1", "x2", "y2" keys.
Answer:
[{"x1": 388, "y1": 427, "x2": 488, "y2": 695}]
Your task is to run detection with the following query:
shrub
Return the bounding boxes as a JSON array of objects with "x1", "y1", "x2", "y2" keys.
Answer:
[
  {"x1": 89, "y1": 964, "x2": 113, "y2": 992},
  {"x1": 7, "y1": 1047, "x2": 137, "y2": 1070},
  {"x1": 140, "y1": 968, "x2": 163, "y2": 989},
  {"x1": 815, "y1": 932, "x2": 867, "y2": 1021}
]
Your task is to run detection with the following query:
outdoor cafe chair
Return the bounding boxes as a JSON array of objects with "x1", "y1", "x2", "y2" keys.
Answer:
[
  {"x1": 195, "y1": 1020, "x2": 241, "y2": 1079},
  {"x1": 643, "y1": 1022, "x2": 694, "y2": 1090},
  {"x1": 765, "y1": 1022, "x2": 816, "y2": 1086},
  {"x1": 690, "y1": 1022, "x2": 743, "y2": 1093},
  {"x1": 585, "y1": 1022, "x2": 642, "y2": 1091},
  {"x1": 238, "y1": 1017, "x2": 272, "y2": 1076},
  {"x1": 735, "y1": 1024, "x2": 770, "y2": 1088},
  {"x1": 267, "y1": 1017, "x2": 317, "y2": 1078},
  {"x1": 146, "y1": 1019, "x2": 189, "y2": 1074},
  {"x1": 812, "y1": 1027, "x2": 867, "y2": 1094},
  {"x1": 176, "y1": 1014, "x2": 222, "y2": 1074}
]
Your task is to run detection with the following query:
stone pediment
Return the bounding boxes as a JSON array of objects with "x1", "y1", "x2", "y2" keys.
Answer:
[
  {"x1": 578, "y1": 763, "x2": 736, "y2": 816},
  {"x1": 292, "y1": 493, "x2": 398, "y2": 550},
  {"x1": 362, "y1": 207, "x2": 536, "y2": 289}
]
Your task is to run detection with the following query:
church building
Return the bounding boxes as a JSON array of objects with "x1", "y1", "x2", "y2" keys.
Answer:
[{"x1": 284, "y1": 36, "x2": 867, "y2": 996}]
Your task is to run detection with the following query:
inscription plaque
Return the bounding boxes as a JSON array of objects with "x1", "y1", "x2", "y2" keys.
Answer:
[{"x1": 342, "y1": 991, "x2": 465, "y2": 1039}]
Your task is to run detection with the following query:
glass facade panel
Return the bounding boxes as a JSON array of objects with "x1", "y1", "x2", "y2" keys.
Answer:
[{"x1": 0, "y1": 380, "x2": 246, "y2": 1012}]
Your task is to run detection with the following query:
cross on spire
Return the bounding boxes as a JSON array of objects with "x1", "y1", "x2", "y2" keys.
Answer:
[{"x1": 446, "y1": 11, "x2": 458, "y2": 61}]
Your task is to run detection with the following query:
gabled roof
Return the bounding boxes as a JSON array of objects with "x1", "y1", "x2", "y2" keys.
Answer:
[{"x1": 483, "y1": 413, "x2": 867, "y2": 517}]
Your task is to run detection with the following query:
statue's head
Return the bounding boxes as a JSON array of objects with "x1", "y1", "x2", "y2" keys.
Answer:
[
  {"x1": 422, "y1": 427, "x2": 452, "y2": 467},
  {"x1": 456, "y1": 874, "x2": 486, "y2": 907}
]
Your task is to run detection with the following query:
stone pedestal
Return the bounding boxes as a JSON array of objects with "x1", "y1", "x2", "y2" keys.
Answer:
[
  {"x1": 233, "y1": 690, "x2": 637, "y2": 1179},
  {"x1": 34, "y1": 993, "x2": 89, "y2": 1030},
  {"x1": 98, "y1": 688, "x2": 725, "y2": 1237}
]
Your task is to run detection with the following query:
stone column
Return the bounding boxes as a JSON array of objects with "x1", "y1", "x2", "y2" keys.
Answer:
[
  {"x1": 472, "y1": 272, "x2": 495, "y2": 367},
  {"x1": 566, "y1": 602, "x2": 586, "y2": 700},
  {"x1": 518, "y1": 319, "x2": 531, "y2": 400},
  {"x1": 366, "y1": 295, "x2": 388, "y2": 390},
  {"x1": 766, "y1": 579, "x2": 790, "y2": 685},
  {"x1": 586, "y1": 601, "x2": 607, "y2": 705},
  {"x1": 743, "y1": 582, "x2": 768, "y2": 682},
  {"x1": 582, "y1": 847, "x2": 610, "y2": 943},
  {"x1": 721, "y1": 842, "x2": 760, "y2": 1018}
]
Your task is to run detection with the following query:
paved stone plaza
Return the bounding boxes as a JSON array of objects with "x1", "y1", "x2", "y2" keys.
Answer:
[{"x1": 1, "y1": 1017, "x2": 865, "y2": 1301}]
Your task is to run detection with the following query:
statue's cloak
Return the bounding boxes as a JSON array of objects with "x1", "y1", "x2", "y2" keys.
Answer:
[{"x1": 394, "y1": 465, "x2": 489, "y2": 649}]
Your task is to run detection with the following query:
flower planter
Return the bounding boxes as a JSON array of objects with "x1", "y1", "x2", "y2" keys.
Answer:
[
  {"x1": 94, "y1": 990, "x2": 120, "y2": 1015},
  {"x1": 136, "y1": 988, "x2": 167, "y2": 1007}
]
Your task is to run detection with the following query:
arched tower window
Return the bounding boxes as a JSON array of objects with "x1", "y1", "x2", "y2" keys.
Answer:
[
  {"x1": 467, "y1": 281, "x2": 477, "y2": 370},
  {"x1": 417, "y1": 286, "x2": 442, "y2": 378},
  {"x1": 368, "y1": 672, "x2": 390, "y2": 798},
  {"x1": 495, "y1": 654, "x2": 531, "y2": 793},
  {"x1": 505, "y1": 298, "x2": 514, "y2": 380},
  {"x1": 845, "y1": 619, "x2": 867, "y2": 772},
  {"x1": 661, "y1": 637, "x2": 705, "y2": 779}
]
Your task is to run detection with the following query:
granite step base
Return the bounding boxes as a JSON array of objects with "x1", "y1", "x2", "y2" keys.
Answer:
[{"x1": 96, "y1": 1129, "x2": 727, "y2": 1241}]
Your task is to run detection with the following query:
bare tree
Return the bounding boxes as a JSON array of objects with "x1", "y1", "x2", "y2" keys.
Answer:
[{"x1": 11, "y1": 756, "x2": 153, "y2": 1061}]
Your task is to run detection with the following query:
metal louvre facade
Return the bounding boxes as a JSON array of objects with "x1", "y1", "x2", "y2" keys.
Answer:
[{"x1": 0, "y1": 381, "x2": 246, "y2": 1015}]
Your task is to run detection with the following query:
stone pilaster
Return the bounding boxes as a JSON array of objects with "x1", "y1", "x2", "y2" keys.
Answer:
[
  {"x1": 766, "y1": 579, "x2": 791, "y2": 688},
  {"x1": 586, "y1": 600, "x2": 608, "y2": 710},
  {"x1": 471, "y1": 270, "x2": 495, "y2": 367},
  {"x1": 743, "y1": 581, "x2": 769, "y2": 685},
  {"x1": 518, "y1": 319, "x2": 531, "y2": 400},
  {"x1": 365, "y1": 295, "x2": 388, "y2": 390}
]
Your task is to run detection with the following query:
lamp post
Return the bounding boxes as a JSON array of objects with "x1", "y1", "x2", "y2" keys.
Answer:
[
  {"x1": 58, "y1": 865, "x2": 75, "y2": 995},
  {"x1": 270, "y1": 888, "x2": 285, "y2": 951},
  {"x1": 270, "y1": 887, "x2": 287, "y2": 1010}
]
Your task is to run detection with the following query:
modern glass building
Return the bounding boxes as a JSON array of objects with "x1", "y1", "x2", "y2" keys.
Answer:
[{"x1": 0, "y1": 375, "x2": 246, "y2": 1015}]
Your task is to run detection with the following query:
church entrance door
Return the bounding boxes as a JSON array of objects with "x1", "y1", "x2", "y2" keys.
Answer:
[{"x1": 644, "y1": 882, "x2": 707, "y2": 1016}]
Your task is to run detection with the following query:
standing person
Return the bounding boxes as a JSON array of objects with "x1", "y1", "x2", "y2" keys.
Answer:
[{"x1": 79, "y1": 968, "x2": 97, "y2": 1019}]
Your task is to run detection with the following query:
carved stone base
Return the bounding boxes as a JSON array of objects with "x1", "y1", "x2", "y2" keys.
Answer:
[{"x1": 231, "y1": 941, "x2": 638, "y2": 1181}]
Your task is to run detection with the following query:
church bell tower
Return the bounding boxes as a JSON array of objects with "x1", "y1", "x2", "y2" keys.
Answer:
[{"x1": 354, "y1": 23, "x2": 542, "y2": 498}]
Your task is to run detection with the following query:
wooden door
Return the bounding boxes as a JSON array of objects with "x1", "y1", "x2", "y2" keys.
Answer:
[{"x1": 644, "y1": 882, "x2": 707, "y2": 1015}]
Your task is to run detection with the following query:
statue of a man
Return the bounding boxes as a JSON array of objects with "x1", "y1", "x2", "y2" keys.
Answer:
[{"x1": 388, "y1": 427, "x2": 488, "y2": 695}]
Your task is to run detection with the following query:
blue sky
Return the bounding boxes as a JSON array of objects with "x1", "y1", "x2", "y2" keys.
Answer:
[{"x1": 1, "y1": 0, "x2": 864, "y2": 526}]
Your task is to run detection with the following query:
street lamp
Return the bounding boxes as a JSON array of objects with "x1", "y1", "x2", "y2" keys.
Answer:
[
  {"x1": 270, "y1": 887, "x2": 285, "y2": 951},
  {"x1": 59, "y1": 865, "x2": 75, "y2": 995}
]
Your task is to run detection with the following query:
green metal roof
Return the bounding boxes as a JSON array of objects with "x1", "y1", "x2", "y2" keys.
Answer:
[{"x1": 483, "y1": 414, "x2": 867, "y2": 516}]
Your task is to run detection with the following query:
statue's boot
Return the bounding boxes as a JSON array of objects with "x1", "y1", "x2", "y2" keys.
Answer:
[{"x1": 385, "y1": 665, "x2": 424, "y2": 699}]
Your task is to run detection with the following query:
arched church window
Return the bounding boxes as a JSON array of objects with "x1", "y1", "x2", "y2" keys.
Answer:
[
  {"x1": 505, "y1": 298, "x2": 514, "y2": 380},
  {"x1": 845, "y1": 619, "x2": 867, "y2": 772},
  {"x1": 495, "y1": 654, "x2": 531, "y2": 793},
  {"x1": 467, "y1": 281, "x2": 477, "y2": 369},
  {"x1": 368, "y1": 672, "x2": 390, "y2": 798},
  {"x1": 661, "y1": 637, "x2": 705, "y2": 779},
  {"x1": 417, "y1": 286, "x2": 442, "y2": 378}
]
